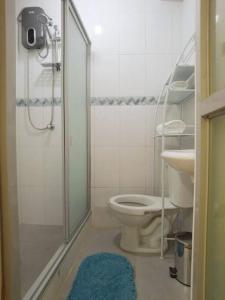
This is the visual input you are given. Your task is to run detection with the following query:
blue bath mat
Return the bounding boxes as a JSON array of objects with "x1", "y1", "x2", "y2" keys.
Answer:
[{"x1": 68, "y1": 252, "x2": 136, "y2": 300}]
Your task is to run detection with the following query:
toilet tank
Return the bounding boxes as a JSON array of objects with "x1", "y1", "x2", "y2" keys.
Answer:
[{"x1": 167, "y1": 166, "x2": 193, "y2": 208}]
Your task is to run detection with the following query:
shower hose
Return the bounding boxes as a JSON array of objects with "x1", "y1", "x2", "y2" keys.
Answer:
[{"x1": 26, "y1": 30, "x2": 55, "y2": 131}]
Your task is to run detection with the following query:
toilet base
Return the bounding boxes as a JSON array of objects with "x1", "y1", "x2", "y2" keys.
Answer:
[{"x1": 119, "y1": 225, "x2": 168, "y2": 254}]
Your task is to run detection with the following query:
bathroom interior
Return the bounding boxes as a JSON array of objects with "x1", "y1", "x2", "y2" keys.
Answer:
[{"x1": 14, "y1": 0, "x2": 197, "y2": 299}]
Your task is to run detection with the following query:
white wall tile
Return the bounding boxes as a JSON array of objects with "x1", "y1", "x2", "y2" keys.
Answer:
[
  {"x1": 16, "y1": 0, "x2": 63, "y2": 227},
  {"x1": 151, "y1": 142, "x2": 163, "y2": 196},
  {"x1": 94, "y1": 147, "x2": 119, "y2": 187},
  {"x1": 76, "y1": 0, "x2": 119, "y2": 20},
  {"x1": 91, "y1": 187, "x2": 120, "y2": 228},
  {"x1": 145, "y1": 0, "x2": 182, "y2": 16},
  {"x1": 145, "y1": 147, "x2": 155, "y2": 193},
  {"x1": 91, "y1": 148, "x2": 95, "y2": 187},
  {"x1": 16, "y1": 108, "x2": 26, "y2": 137},
  {"x1": 146, "y1": 105, "x2": 157, "y2": 146},
  {"x1": 119, "y1": 187, "x2": 146, "y2": 195},
  {"x1": 76, "y1": 0, "x2": 186, "y2": 100},
  {"x1": 146, "y1": 12, "x2": 172, "y2": 54},
  {"x1": 119, "y1": 13, "x2": 146, "y2": 54},
  {"x1": 44, "y1": 187, "x2": 63, "y2": 226},
  {"x1": 119, "y1": 147, "x2": 146, "y2": 187},
  {"x1": 18, "y1": 146, "x2": 44, "y2": 187},
  {"x1": 90, "y1": 106, "x2": 95, "y2": 146},
  {"x1": 119, "y1": 0, "x2": 147, "y2": 14},
  {"x1": 43, "y1": 106, "x2": 62, "y2": 147},
  {"x1": 181, "y1": 0, "x2": 196, "y2": 48},
  {"x1": 171, "y1": 5, "x2": 183, "y2": 54},
  {"x1": 18, "y1": 107, "x2": 45, "y2": 147},
  {"x1": 119, "y1": 55, "x2": 146, "y2": 96},
  {"x1": 90, "y1": 54, "x2": 95, "y2": 96},
  {"x1": 88, "y1": 18, "x2": 119, "y2": 54},
  {"x1": 21, "y1": 187, "x2": 45, "y2": 224},
  {"x1": 94, "y1": 106, "x2": 119, "y2": 147},
  {"x1": 43, "y1": 148, "x2": 63, "y2": 188},
  {"x1": 92, "y1": 187, "x2": 119, "y2": 207},
  {"x1": 146, "y1": 54, "x2": 173, "y2": 97},
  {"x1": 119, "y1": 106, "x2": 146, "y2": 146},
  {"x1": 172, "y1": 53, "x2": 179, "y2": 66},
  {"x1": 17, "y1": 105, "x2": 63, "y2": 225},
  {"x1": 75, "y1": 0, "x2": 119, "y2": 53},
  {"x1": 74, "y1": 0, "x2": 195, "y2": 229},
  {"x1": 92, "y1": 54, "x2": 119, "y2": 97},
  {"x1": 91, "y1": 188, "x2": 95, "y2": 210},
  {"x1": 75, "y1": 0, "x2": 187, "y2": 101}
]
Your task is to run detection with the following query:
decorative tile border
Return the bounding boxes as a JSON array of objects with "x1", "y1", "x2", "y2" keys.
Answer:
[
  {"x1": 90, "y1": 96, "x2": 156, "y2": 106},
  {"x1": 16, "y1": 96, "x2": 156, "y2": 106},
  {"x1": 16, "y1": 97, "x2": 62, "y2": 107}
]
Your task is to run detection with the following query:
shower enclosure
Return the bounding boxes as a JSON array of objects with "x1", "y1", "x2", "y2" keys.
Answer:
[
  {"x1": 16, "y1": 0, "x2": 90, "y2": 298},
  {"x1": 64, "y1": 1, "x2": 91, "y2": 239}
]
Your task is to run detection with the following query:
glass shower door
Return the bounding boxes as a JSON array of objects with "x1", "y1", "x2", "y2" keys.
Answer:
[{"x1": 64, "y1": 0, "x2": 90, "y2": 238}]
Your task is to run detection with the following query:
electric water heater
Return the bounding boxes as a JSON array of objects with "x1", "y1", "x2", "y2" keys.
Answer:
[{"x1": 21, "y1": 7, "x2": 47, "y2": 50}]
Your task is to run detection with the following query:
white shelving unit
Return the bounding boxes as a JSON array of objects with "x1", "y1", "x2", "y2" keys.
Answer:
[
  {"x1": 160, "y1": 65, "x2": 195, "y2": 104},
  {"x1": 162, "y1": 88, "x2": 194, "y2": 104},
  {"x1": 153, "y1": 34, "x2": 196, "y2": 259}
]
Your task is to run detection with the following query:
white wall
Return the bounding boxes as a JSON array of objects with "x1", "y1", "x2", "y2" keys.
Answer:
[
  {"x1": 181, "y1": 0, "x2": 196, "y2": 47},
  {"x1": 91, "y1": 104, "x2": 181, "y2": 228},
  {"x1": 75, "y1": 0, "x2": 183, "y2": 98},
  {"x1": 74, "y1": 0, "x2": 196, "y2": 228},
  {"x1": 91, "y1": 105, "x2": 155, "y2": 227},
  {"x1": 16, "y1": 0, "x2": 63, "y2": 226}
]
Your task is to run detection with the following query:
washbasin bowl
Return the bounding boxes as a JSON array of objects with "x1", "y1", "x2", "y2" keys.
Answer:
[{"x1": 161, "y1": 149, "x2": 195, "y2": 175}]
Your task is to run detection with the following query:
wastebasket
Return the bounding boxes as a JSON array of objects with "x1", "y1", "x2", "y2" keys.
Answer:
[{"x1": 175, "y1": 232, "x2": 192, "y2": 286}]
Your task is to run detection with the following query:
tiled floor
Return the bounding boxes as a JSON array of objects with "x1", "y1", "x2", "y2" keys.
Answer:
[
  {"x1": 56, "y1": 220, "x2": 190, "y2": 300},
  {"x1": 20, "y1": 224, "x2": 64, "y2": 296}
]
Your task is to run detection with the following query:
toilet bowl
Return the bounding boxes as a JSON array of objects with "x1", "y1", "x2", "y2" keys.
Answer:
[{"x1": 108, "y1": 194, "x2": 176, "y2": 254}]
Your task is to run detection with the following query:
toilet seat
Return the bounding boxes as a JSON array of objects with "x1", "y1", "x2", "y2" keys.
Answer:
[
  {"x1": 109, "y1": 194, "x2": 175, "y2": 216},
  {"x1": 108, "y1": 194, "x2": 177, "y2": 253}
]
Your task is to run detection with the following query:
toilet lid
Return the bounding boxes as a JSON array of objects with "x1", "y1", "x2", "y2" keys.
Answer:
[{"x1": 109, "y1": 194, "x2": 176, "y2": 216}]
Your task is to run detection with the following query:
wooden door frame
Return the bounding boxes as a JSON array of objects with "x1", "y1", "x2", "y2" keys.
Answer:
[
  {"x1": 193, "y1": 0, "x2": 225, "y2": 299},
  {"x1": 192, "y1": 0, "x2": 209, "y2": 299},
  {"x1": 0, "y1": 0, "x2": 21, "y2": 299}
]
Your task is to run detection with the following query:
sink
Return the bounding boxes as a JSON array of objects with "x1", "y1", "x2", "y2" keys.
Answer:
[
  {"x1": 161, "y1": 149, "x2": 195, "y2": 208},
  {"x1": 161, "y1": 149, "x2": 195, "y2": 176}
]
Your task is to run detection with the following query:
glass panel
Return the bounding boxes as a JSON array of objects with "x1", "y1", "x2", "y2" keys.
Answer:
[
  {"x1": 205, "y1": 114, "x2": 225, "y2": 300},
  {"x1": 66, "y1": 7, "x2": 88, "y2": 236},
  {"x1": 16, "y1": 0, "x2": 64, "y2": 296},
  {"x1": 209, "y1": 0, "x2": 225, "y2": 93}
]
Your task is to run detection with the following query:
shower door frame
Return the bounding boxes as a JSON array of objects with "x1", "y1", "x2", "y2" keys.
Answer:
[
  {"x1": 1, "y1": 0, "x2": 91, "y2": 298},
  {"x1": 15, "y1": 1, "x2": 91, "y2": 299},
  {"x1": 62, "y1": 0, "x2": 91, "y2": 242}
]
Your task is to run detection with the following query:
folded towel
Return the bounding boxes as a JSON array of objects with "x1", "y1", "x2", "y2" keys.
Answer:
[
  {"x1": 170, "y1": 81, "x2": 188, "y2": 90},
  {"x1": 156, "y1": 120, "x2": 186, "y2": 135}
]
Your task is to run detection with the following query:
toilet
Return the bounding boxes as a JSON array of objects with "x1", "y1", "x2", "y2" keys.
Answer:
[{"x1": 108, "y1": 194, "x2": 177, "y2": 254}]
